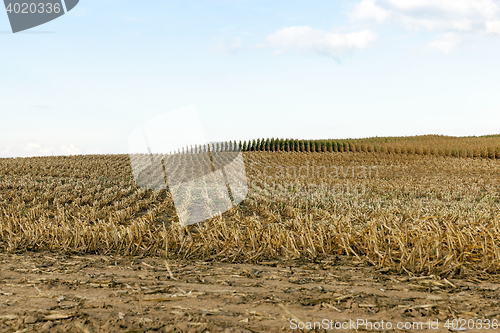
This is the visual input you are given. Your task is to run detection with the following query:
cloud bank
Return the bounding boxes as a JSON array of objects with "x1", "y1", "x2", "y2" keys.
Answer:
[
  {"x1": 350, "y1": 0, "x2": 500, "y2": 52},
  {"x1": 352, "y1": 0, "x2": 500, "y2": 33},
  {"x1": 265, "y1": 26, "x2": 378, "y2": 57}
]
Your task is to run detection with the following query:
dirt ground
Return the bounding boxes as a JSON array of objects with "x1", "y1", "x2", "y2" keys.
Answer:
[{"x1": 0, "y1": 253, "x2": 499, "y2": 333}]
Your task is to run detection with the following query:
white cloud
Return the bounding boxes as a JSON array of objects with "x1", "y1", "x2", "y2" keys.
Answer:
[
  {"x1": 351, "y1": 0, "x2": 500, "y2": 33},
  {"x1": 23, "y1": 142, "x2": 80, "y2": 156},
  {"x1": 486, "y1": 20, "x2": 500, "y2": 34},
  {"x1": 351, "y1": 0, "x2": 391, "y2": 23},
  {"x1": 25, "y1": 142, "x2": 54, "y2": 156},
  {"x1": 265, "y1": 26, "x2": 378, "y2": 56},
  {"x1": 209, "y1": 37, "x2": 242, "y2": 54},
  {"x1": 426, "y1": 33, "x2": 464, "y2": 53},
  {"x1": 61, "y1": 144, "x2": 81, "y2": 155}
]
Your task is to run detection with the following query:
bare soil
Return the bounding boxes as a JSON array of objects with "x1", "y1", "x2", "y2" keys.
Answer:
[{"x1": 1, "y1": 253, "x2": 499, "y2": 332}]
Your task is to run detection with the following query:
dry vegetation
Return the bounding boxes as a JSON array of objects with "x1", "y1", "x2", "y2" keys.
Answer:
[
  {"x1": 1, "y1": 136, "x2": 500, "y2": 279},
  {"x1": 2, "y1": 136, "x2": 500, "y2": 332}
]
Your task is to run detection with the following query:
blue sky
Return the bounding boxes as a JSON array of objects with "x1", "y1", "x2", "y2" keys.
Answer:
[{"x1": 1, "y1": 0, "x2": 500, "y2": 157}]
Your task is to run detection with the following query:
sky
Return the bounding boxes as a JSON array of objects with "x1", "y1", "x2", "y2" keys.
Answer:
[{"x1": 1, "y1": 0, "x2": 500, "y2": 157}]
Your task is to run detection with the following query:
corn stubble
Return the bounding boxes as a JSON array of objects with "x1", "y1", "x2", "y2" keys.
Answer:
[{"x1": 0, "y1": 146, "x2": 499, "y2": 278}]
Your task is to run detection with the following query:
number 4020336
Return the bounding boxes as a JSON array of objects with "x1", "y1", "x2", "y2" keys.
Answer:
[{"x1": 5, "y1": 2, "x2": 62, "y2": 14}]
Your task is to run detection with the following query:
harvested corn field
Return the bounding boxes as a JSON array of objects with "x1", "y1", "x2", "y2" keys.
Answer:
[
  {"x1": 1, "y1": 139, "x2": 500, "y2": 332},
  {"x1": 1, "y1": 149, "x2": 500, "y2": 276}
]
